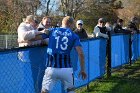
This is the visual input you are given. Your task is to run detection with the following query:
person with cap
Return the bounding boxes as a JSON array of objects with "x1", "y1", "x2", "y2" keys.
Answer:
[
  {"x1": 93, "y1": 18, "x2": 109, "y2": 39},
  {"x1": 17, "y1": 15, "x2": 47, "y2": 47},
  {"x1": 74, "y1": 20, "x2": 88, "y2": 39}
]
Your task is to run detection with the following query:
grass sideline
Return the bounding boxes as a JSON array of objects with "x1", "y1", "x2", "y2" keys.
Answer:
[{"x1": 76, "y1": 60, "x2": 140, "y2": 93}]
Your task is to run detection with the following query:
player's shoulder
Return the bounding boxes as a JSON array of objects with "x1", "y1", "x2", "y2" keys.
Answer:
[
  {"x1": 58, "y1": 27, "x2": 71, "y2": 31},
  {"x1": 72, "y1": 31, "x2": 80, "y2": 39},
  {"x1": 51, "y1": 27, "x2": 62, "y2": 31},
  {"x1": 56, "y1": 27, "x2": 74, "y2": 34}
]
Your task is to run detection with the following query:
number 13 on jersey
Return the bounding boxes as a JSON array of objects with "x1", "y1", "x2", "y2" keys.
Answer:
[{"x1": 55, "y1": 36, "x2": 68, "y2": 50}]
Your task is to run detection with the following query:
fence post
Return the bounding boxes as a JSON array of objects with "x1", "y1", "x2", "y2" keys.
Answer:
[
  {"x1": 5, "y1": 35, "x2": 8, "y2": 49},
  {"x1": 106, "y1": 31, "x2": 111, "y2": 78},
  {"x1": 86, "y1": 40, "x2": 90, "y2": 92},
  {"x1": 129, "y1": 34, "x2": 132, "y2": 65}
]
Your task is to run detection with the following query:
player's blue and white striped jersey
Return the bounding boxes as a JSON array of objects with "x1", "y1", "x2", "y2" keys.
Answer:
[{"x1": 47, "y1": 27, "x2": 81, "y2": 68}]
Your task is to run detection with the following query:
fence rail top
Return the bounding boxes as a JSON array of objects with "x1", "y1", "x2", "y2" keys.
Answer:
[
  {"x1": 0, "y1": 44, "x2": 47, "y2": 52},
  {"x1": 0, "y1": 37, "x2": 107, "y2": 52}
]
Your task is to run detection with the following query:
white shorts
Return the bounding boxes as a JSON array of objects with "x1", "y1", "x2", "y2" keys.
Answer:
[{"x1": 42, "y1": 67, "x2": 74, "y2": 92}]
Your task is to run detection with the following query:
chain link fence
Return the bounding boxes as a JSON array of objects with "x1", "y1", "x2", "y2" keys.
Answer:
[{"x1": 0, "y1": 35, "x2": 18, "y2": 49}]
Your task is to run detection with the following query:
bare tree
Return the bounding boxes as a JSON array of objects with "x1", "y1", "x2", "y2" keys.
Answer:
[
  {"x1": 38, "y1": 0, "x2": 57, "y2": 16},
  {"x1": 117, "y1": 0, "x2": 140, "y2": 25},
  {"x1": 60, "y1": 0, "x2": 87, "y2": 18},
  {"x1": 0, "y1": 0, "x2": 41, "y2": 34},
  {"x1": 45, "y1": 0, "x2": 51, "y2": 15}
]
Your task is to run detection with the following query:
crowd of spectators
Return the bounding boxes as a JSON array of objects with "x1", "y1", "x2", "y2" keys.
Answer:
[
  {"x1": 17, "y1": 15, "x2": 139, "y2": 93},
  {"x1": 18, "y1": 15, "x2": 139, "y2": 44}
]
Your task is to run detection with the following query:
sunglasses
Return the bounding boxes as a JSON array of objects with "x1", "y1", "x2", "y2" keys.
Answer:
[{"x1": 78, "y1": 23, "x2": 83, "y2": 25}]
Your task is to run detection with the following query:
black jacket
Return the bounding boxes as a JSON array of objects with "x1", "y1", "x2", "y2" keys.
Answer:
[
  {"x1": 113, "y1": 23, "x2": 124, "y2": 33},
  {"x1": 127, "y1": 21, "x2": 138, "y2": 33},
  {"x1": 74, "y1": 28, "x2": 88, "y2": 39}
]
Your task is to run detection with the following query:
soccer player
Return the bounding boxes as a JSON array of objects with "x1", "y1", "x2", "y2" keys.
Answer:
[{"x1": 41, "y1": 16, "x2": 87, "y2": 93}]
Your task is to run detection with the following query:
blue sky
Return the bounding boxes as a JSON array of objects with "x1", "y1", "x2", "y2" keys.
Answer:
[{"x1": 37, "y1": 0, "x2": 60, "y2": 15}]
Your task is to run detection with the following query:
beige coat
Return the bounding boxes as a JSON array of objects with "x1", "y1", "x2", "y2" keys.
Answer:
[{"x1": 17, "y1": 22, "x2": 42, "y2": 47}]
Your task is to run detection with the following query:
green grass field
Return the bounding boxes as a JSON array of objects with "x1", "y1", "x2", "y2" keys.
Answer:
[{"x1": 76, "y1": 60, "x2": 140, "y2": 93}]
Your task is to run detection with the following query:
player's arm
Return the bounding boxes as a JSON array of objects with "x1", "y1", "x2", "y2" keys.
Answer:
[
  {"x1": 75, "y1": 46, "x2": 87, "y2": 80},
  {"x1": 29, "y1": 29, "x2": 50, "y2": 41},
  {"x1": 29, "y1": 35, "x2": 43, "y2": 41}
]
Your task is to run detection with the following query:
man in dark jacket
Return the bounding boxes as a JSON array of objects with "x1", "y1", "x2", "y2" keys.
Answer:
[
  {"x1": 113, "y1": 18, "x2": 132, "y2": 34},
  {"x1": 74, "y1": 20, "x2": 88, "y2": 39},
  {"x1": 127, "y1": 17, "x2": 139, "y2": 33},
  {"x1": 113, "y1": 18, "x2": 124, "y2": 33}
]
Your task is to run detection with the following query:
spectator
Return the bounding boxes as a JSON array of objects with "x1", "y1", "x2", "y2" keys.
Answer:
[
  {"x1": 127, "y1": 17, "x2": 139, "y2": 33},
  {"x1": 127, "y1": 17, "x2": 139, "y2": 62},
  {"x1": 17, "y1": 15, "x2": 48, "y2": 92},
  {"x1": 17, "y1": 15, "x2": 47, "y2": 47},
  {"x1": 41, "y1": 16, "x2": 87, "y2": 93},
  {"x1": 38, "y1": 16, "x2": 51, "y2": 31},
  {"x1": 74, "y1": 20, "x2": 88, "y2": 39},
  {"x1": 113, "y1": 18, "x2": 125, "y2": 33},
  {"x1": 105, "y1": 21, "x2": 113, "y2": 33},
  {"x1": 93, "y1": 18, "x2": 109, "y2": 39},
  {"x1": 38, "y1": 16, "x2": 52, "y2": 45}
]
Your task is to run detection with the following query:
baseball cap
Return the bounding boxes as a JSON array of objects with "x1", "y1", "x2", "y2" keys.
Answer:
[{"x1": 76, "y1": 20, "x2": 83, "y2": 25}]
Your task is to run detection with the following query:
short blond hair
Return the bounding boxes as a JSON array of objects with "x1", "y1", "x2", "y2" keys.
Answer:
[
  {"x1": 62, "y1": 16, "x2": 74, "y2": 25},
  {"x1": 25, "y1": 15, "x2": 36, "y2": 23}
]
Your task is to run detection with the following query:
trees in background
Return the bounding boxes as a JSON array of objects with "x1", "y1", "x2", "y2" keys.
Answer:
[
  {"x1": 73, "y1": 0, "x2": 122, "y2": 32},
  {"x1": 0, "y1": 0, "x2": 139, "y2": 34},
  {"x1": 117, "y1": 0, "x2": 140, "y2": 26},
  {"x1": 0, "y1": 0, "x2": 40, "y2": 34},
  {"x1": 59, "y1": 0, "x2": 87, "y2": 18}
]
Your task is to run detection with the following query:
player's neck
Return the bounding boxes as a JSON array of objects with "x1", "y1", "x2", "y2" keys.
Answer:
[{"x1": 62, "y1": 24, "x2": 69, "y2": 28}]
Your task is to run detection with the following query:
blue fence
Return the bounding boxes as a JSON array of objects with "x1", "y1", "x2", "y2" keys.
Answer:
[
  {"x1": 111, "y1": 34, "x2": 130, "y2": 68},
  {"x1": 111, "y1": 33, "x2": 140, "y2": 68},
  {"x1": 0, "y1": 34, "x2": 140, "y2": 93}
]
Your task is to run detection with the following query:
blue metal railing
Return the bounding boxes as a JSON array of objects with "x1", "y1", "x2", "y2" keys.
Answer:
[{"x1": 0, "y1": 33, "x2": 140, "y2": 93}]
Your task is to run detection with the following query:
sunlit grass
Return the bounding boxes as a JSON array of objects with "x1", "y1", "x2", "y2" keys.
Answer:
[{"x1": 76, "y1": 60, "x2": 140, "y2": 93}]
